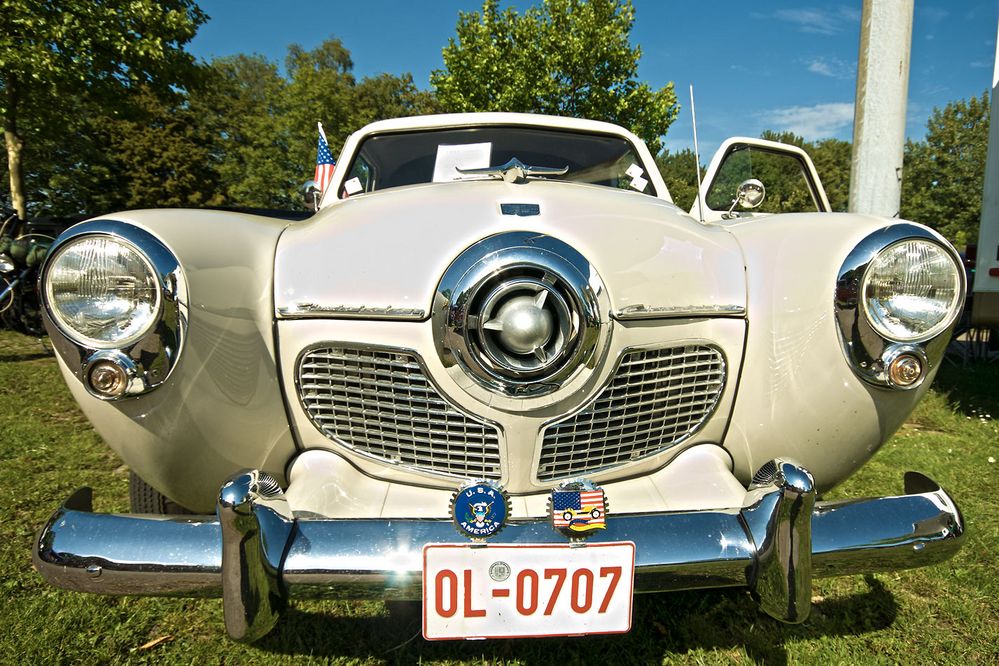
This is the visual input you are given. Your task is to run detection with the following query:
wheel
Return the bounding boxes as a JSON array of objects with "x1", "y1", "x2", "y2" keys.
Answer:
[
  {"x1": 563, "y1": 511, "x2": 573, "y2": 521},
  {"x1": 591, "y1": 508, "x2": 601, "y2": 519},
  {"x1": 129, "y1": 471, "x2": 194, "y2": 514}
]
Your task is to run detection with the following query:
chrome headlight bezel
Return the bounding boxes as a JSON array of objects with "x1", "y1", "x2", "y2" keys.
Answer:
[
  {"x1": 835, "y1": 223, "x2": 965, "y2": 390},
  {"x1": 40, "y1": 220, "x2": 187, "y2": 400}
]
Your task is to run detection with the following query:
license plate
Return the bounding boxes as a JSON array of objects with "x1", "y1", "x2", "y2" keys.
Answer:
[{"x1": 422, "y1": 542, "x2": 635, "y2": 640}]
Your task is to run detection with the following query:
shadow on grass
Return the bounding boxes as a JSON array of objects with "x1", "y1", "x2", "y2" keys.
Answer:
[
  {"x1": 256, "y1": 576, "x2": 896, "y2": 665},
  {"x1": 0, "y1": 350, "x2": 52, "y2": 363},
  {"x1": 933, "y1": 360, "x2": 999, "y2": 418}
]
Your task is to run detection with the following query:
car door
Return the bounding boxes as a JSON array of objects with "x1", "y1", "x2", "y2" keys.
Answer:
[{"x1": 690, "y1": 137, "x2": 831, "y2": 223}]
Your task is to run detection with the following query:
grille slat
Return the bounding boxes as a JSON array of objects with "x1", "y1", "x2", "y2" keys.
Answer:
[
  {"x1": 298, "y1": 346, "x2": 502, "y2": 479},
  {"x1": 538, "y1": 345, "x2": 725, "y2": 481}
]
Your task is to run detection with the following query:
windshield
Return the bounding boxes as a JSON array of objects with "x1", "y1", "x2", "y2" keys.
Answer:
[{"x1": 338, "y1": 126, "x2": 656, "y2": 198}]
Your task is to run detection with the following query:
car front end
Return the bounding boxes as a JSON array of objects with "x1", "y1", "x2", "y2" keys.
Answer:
[{"x1": 32, "y1": 114, "x2": 967, "y2": 641}]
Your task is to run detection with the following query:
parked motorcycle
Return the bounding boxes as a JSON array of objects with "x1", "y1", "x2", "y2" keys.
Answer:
[{"x1": 0, "y1": 210, "x2": 54, "y2": 335}]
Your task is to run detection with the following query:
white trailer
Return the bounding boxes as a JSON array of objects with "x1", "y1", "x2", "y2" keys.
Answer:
[{"x1": 971, "y1": 20, "x2": 999, "y2": 328}]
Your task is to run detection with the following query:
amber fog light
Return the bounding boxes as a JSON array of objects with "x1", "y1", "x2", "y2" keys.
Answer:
[
  {"x1": 85, "y1": 355, "x2": 135, "y2": 399},
  {"x1": 886, "y1": 352, "x2": 924, "y2": 389}
]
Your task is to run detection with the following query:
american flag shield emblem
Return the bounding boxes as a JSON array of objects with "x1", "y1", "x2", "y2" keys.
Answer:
[{"x1": 552, "y1": 488, "x2": 606, "y2": 532}]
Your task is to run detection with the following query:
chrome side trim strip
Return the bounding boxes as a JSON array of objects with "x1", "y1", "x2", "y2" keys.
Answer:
[
  {"x1": 34, "y1": 468, "x2": 964, "y2": 636},
  {"x1": 612, "y1": 304, "x2": 746, "y2": 320},
  {"x1": 277, "y1": 303, "x2": 426, "y2": 320}
]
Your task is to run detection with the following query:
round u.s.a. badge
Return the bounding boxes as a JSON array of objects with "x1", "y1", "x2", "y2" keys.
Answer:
[{"x1": 450, "y1": 480, "x2": 510, "y2": 539}]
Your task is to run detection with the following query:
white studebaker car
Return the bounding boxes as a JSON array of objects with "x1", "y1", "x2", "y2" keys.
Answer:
[{"x1": 34, "y1": 113, "x2": 965, "y2": 641}]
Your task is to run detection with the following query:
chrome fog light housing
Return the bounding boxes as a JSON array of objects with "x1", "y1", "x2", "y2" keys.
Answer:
[
  {"x1": 45, "y1": 235, "x2": 162, "y2": 348},
  {"x1": 861, "y1": 239, "x2": 962, "y2": 343},
  {"x1": 84, "y1": 352, "x2": 138, "y2": 399},
  {"x1": 883, "y1": 346, "x2": 927, "y2": 390}
]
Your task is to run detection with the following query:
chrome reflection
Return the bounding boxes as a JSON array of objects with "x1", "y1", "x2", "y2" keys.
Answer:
[
  {"x1": 40, "y1": 220, "x2": 188, "y2": 398},
  {"x1": 835, "y1": 224, "x2": 965, "y2": 389},
  {"x1": 743, "y1": 460, "x2": 815, "y2": 623},
  {"x1": 218, "y1": 470, "x2": 293, "y2": 642},
  {"x1": 34, "y1": 465, "x2": 964, "y2": 639},
  {"x1": 432, "y1": 232, "x2": 611, "y2": 410}
]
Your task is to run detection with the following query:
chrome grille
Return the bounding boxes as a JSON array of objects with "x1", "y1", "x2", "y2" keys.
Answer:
[
  {"x1": 537, "y1": 345, "x2": 725, "y2": 480},
  {"x1": 298, "y1": 346, "x2": 502, "y2": 479}
]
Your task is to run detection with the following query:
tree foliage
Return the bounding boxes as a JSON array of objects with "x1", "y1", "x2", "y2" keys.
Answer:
[
  {"x1": 189, "y1": 39, "x2": 436, "y2": 210},
  {"x1": 901, "y1": 92, "x2": 991, "y2": 247},
  {"x1": 1, "y1": 30, "x2": 434, "y2": 216},
  {"x1": 431, "y1": 0, "x2": 678, "y2": 154},
  {"x1": 0, "y1": 0, "x2": 206, "y2": 218},
  {"x1": 655, "y1": 149, "x2": 702, "y2": 212}
]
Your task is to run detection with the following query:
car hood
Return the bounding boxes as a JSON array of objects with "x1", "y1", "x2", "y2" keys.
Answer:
[{"x1": 274, "y1": 180, "x2": 746, "y2": 319}]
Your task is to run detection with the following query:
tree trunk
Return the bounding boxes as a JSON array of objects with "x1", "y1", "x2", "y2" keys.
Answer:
[
  {"x1": 3, "y1": 76, "x2": 26, "y2": 221},
  {"x1": 4, "y1": 129, "x2": 26, "y2": 221}
]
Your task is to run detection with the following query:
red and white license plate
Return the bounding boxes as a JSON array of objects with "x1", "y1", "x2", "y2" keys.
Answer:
[{"x1": 422, "y1": 542, "x2": 635, "y2": 640}]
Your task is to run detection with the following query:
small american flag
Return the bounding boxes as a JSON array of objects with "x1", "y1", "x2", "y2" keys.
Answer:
[
  {"x1": 314, "y1": 122, "x2": 336, "y2": 194},
  {"x1": 552, "y1": 489, "x2": 606, "y2": 530}
]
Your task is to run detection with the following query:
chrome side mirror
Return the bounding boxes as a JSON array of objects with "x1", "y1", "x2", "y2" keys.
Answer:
[
  {"x1": 302, "y1": 180, "x2": 321, "y2": 211},
  {"x1": 725, "y1": 179, "x2": 766, "y2": 219}
]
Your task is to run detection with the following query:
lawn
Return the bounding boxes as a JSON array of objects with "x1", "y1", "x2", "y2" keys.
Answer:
[{"x1": 1, "y1": 328, "x2": 996, "y2": 665}]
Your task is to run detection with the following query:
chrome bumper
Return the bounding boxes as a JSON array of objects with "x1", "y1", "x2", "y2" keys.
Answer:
[{"x1": 34, "y1": 461, "x2": 964, "y2": 642}]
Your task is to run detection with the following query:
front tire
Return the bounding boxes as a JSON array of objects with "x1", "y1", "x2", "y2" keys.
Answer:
[{"x1": 129, "y1": 471, "x2": 194, "y2": 514}]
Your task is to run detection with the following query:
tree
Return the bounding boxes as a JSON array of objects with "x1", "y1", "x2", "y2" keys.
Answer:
[
  {"x1": 193, "y1": 54, "x2": 297, "y2": 208},
  {"x1": 431, "y1": 0, "x2": 678, "y2": 154},
  {"x1": 656, "y1": 149, "x2": 702, "y2": 212},
  {"x1": 809, "y1": 138, "x2": 851, "y2": 212},
  {"x1": 188, "y1": 39, "x2": 436, "y2": 210},
  {"x1": 902, "y1": 92, "x2": 991, "y2": 248},
  {"x1": 0, "y1": 0, "x2": 206, "y2": 219}
]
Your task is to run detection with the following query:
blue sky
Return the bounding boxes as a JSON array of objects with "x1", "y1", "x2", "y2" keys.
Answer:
[{"x1": 188, "y1": 1, "x2": 998, "y2": 157}]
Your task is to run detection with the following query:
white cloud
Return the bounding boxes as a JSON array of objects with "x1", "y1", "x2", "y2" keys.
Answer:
[
  {"x1": 760, "y1": 103, "x2": 855, "y2": 140},
  {"x1": 806, "y1": 57, "x2": 854, "y2": 79},
  {"x1": 917, "y1": 7, "x2": 949, "y2": 23},
  {"x1": 808, "y1": 61, "x2": 834, "y2": 76},
  {"x1": 773, "y1": 6, "x2": 860, "y2": 35}
]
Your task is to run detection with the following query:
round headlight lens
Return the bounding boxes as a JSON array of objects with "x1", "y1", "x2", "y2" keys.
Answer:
[
  {"x1": 45, "y1": 236, "x2": 162, "y2": 348},
  {"x1": 861, "y1": 239, "x2": 962, "y2": 342}
]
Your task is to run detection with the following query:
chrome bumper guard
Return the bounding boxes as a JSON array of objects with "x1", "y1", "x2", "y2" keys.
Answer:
[{"x1": 34, "y1": 461, "x2": 964, "y2": 642}]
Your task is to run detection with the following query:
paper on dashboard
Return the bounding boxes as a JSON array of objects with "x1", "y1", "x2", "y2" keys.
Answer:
[{"x1": 433, "y1": 143, "x2": 493, "y2": 182}]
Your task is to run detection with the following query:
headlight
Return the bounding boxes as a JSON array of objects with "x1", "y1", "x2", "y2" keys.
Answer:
[
  {"x1": 45, "y1": 235, "x2": 162, "y2": 348},
  {"x1": 861, "y1": 238, "x2": 962, "y2": 342},
  {"x1": 837, "y1": 224, "x2": 966, "y2": 390}
]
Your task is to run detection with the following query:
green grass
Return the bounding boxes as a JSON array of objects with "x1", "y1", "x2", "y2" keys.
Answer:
[{"x1": 1, "y1": 329, "x2": 997, "y2": 665}]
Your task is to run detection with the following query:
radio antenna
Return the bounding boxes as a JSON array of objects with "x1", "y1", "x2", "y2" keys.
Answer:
[{"x1": 690, "y1": 84, "x2": 705, "y2": 223}]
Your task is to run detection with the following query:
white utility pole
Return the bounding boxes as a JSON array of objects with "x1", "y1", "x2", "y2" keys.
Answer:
[
  {"x1": 971, "y1": 19, "x2": 999, "y2": 327},
  {"x1": 849, "y1": 0, "x2": 914, "y2": 216}
]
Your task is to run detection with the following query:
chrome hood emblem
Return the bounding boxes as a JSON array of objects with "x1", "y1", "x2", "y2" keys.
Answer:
[{"x1": 457, "y1": 158, "x2": 568, "y2": 183}]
